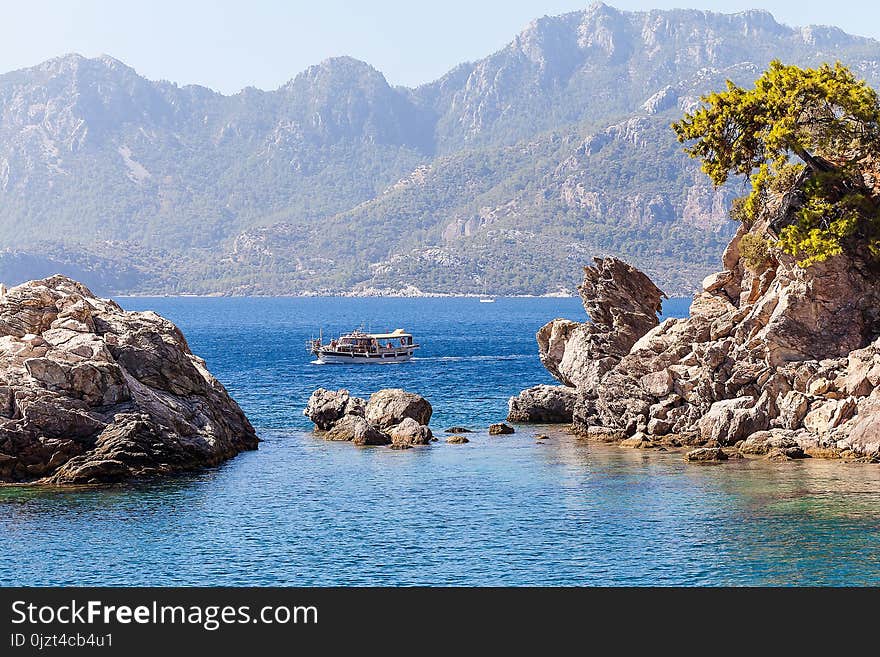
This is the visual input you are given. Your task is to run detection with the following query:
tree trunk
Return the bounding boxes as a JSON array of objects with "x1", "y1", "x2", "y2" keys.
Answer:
[{"x1": 791, "y1": 144, "x2": 835, "y2": 173}]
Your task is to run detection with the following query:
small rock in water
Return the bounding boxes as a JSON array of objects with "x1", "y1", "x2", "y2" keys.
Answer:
[
  {"x1": 535, "y1": 434, "x2": 549, "y2": 440},
  {"x1": 767, "y1": 446, "x2": 806, "y2": 461},
  {"x1": 445, "y1": 426, "x2": 473, "y2": 434},
  {"x1": 387, "y1": 417, "x2": 433, "y2": 448},
  {"x1": 488, "y1": 423, "x2": 515, "y2": 435},
  {"x1": 684, "y1": 447, "x2": 728, "y2": 462},
  {"x1": 446, "y1": 435, "x2": 470, "y2": 444}
]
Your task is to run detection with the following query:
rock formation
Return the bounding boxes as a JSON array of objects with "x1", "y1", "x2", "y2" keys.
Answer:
[
  {"x1": 303, "y1": 388, "x2": 433, "y2": 448},
  {"x1": 488, "y1": 423, "x2": 515, "y2": 435},
  {"x1": 513, "y1": 178, "x2": 880, "y2": 461},
  {"x1": 0, "y1": 275, "x2": 258, "y2": 484},
  {"x1": 507, "y1": 384, "x2": 577, "y2": 423},
  {"x1": 507, "y1": 256, "x2": 666, "y2": 422}
]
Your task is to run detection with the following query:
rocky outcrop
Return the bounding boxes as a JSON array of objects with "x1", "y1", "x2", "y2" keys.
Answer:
[
  {"x1": 388, "y1": 417, "x2": 433, "y2": 448},
  {"x1": 364, "y1": 388, "x2": 432, "y2": 429},
  {"x1": 0, "y1": 275, "x2": 258, "y2": 484},
  {"x1": 534, "y1": 257, "x2": 666, "y2": 391},
  {"x1": 302, "y1": 388, "x2": 366, "y2": 430},
  {"x1": 517, "y1": 174, "x2": 880, "y2": 462},
  {"x1": 304, "y1": 388, "x2": 432, "y2": 449},
  {"x1": 507, "y1": 384, "x2": 576, "y2": 423}
]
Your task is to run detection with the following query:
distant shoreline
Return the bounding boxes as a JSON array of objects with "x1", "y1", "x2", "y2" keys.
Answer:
[{"x1": 115, "y1": 292, "x2": 584, "y2": 299}]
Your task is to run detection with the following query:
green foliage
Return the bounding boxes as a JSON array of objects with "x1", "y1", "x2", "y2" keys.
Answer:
[
  {"x1": 673, "y1": 60, "x2": 880, "y2": 184},
  {"x1": 777, "y1": 171, "x2": 880, "y2": 265},
  {"x1": 674, "y1": 61, "x2": 880, "y2": 267},
  {"x1": 739, "y1": 233, "x2": 772, "y2": 272}
]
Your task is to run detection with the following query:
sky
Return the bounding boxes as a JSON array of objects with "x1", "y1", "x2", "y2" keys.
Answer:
[{"x1": 0, "y1": 1, "x2": 877, "y2": 93}]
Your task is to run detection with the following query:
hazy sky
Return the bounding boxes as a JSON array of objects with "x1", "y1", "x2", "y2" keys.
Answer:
[{"x1": 0, "y1": 1, "x2": 876, "y2": 93}]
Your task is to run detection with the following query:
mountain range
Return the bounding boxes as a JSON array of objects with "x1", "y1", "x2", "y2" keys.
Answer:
[{"x1": 3, "y1": 2, "x2": 880, "y2": 296}]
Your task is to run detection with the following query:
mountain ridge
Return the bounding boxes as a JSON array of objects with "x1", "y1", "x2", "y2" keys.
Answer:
[{"x1": 3, "y1": 3, "x2": 880, "y2": 296}]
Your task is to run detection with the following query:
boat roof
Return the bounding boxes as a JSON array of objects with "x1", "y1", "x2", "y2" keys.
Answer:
[{"x1": 367, "y1": 328, "x2": 411, "y2": 339}]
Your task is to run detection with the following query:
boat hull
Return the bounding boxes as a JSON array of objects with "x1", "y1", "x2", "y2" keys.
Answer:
[{"x1": 314, "y1": 349, "x2": 416, "y2": 364}]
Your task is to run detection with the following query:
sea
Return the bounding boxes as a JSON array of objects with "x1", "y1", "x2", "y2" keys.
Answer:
[{"x1": 1, "y1": 296, "x2": 879, "y2": 586}]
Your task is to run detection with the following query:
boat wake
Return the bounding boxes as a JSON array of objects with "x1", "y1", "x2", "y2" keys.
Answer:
[{"x1": 412, "y1": 354, "x2": 533, "y2": 362}]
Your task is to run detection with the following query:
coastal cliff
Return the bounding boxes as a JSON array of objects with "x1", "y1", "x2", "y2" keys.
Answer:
[
  {"x1": 512, "y1": 174, "x2": 880, "y2": 460},
  {"x1": 0, "y1": 275, "x2": 258, "y2": 484}
]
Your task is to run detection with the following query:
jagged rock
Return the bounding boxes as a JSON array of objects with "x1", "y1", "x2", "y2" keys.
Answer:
[
  {"x1": 803, "y1": 398, "x2": 857, "y2": 435},
  {"x1": 639, "y1": 369, "x2": 673, "y2": 397},
  {"x1": 365, "y1": 389, "x2": 432, "y2": 429},
  {"x1": 351, "y1": 418, "x2": 391, "y2": 446},
  {"x1": 303, "y1": 388, "x2": 366, "y2": 430},
  {"x1": 534, "y1": 257, "x2": 666, "y2": 390},
  {"x1": 702, "y1": 270, "x2": 734, "y2": 292},
  {"x1": 839, "y1": 397, "x2": 880, "y2": 456},
  {"x1": 582, "y1": 425, "x2": 626, "y2": 442},
  {"x1": 684, "y1": 447, "x2": 728, "y2": 462},
  {"x1": 0, "y1": 276, "x2": 257, "y2": 484},
  {"x1": 306, "y1": 387, "x2": 434, "y2": 449},
  {"x1": 444, "y1": 426, "x2": 473, "y2": 433},
  {"x1": 774, "y1": 391, "x2": 809, "y2": 430},
  {"x1": 446, "y1": 435, "x2": 470, "y2": 444},
  {"x1": 697, "y1": 396, "x2": 769, "y2": 445},
  {"x1": 387, "y1": 417, "x2": 433, "y2": 447},
  {"x1": 536, "y1": 319, "x2": 581, "y2": 386},
  {"x1": 488, "y1": 423, "x2": 514, "y2": 435},
  {"x1": 324, "y1": 414, "x2": 365, "y2": 441},
  {"x1": 767, "y1": 446, "x2": 807, "y2": 461},
  {"x1": 322, "y1": 414, "x2": 391, "y2": 446},
  {"x1": 507, "y1": 384, "x2": 576, "y2": 423}
]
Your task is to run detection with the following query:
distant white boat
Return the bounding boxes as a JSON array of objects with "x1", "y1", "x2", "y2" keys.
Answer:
[{"x1": 479, "y1": 297, "x2": 495, "y2": 303}]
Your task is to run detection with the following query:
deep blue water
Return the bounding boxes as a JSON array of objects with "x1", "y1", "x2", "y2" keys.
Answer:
[{"x1": 1, "y1": 296, "x2": 879, "y2": 586}]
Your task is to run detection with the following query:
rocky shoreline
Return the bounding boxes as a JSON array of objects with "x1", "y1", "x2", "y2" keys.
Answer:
[
  {"x1": 509, "y1": 183, "x2": 880, "y2": 463},
  {"x1": 0, "y1": 276, "x2": 258, "y2": 485}
]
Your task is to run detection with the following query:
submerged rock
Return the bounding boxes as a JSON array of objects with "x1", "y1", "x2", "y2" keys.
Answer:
[
  {"x1": 684, "y1": 447, "x2": 728, "y2": 462},
  {"x1": 488, "y1": 423, "x2": 515, "y2": 435},
  {"x1": 0, "y1": 275, "x2": 258, "y2": 485},
  {"x1": 444, "y1": 426, "x2": 473, "y2": 434},
  {"x1": 507, "y1": 384, "x2": 576, "y2": 423}
]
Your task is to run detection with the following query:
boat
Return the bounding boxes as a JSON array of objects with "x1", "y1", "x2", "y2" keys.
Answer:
[
  {"x1": 308, "y1": 328, "x2": 419, "y2": 364},
  {"x1": 479, "y1": 297, "x2": 495, "y2": 303}
]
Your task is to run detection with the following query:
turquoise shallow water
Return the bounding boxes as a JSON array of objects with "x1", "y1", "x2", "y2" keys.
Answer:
[{"x1": 1, "y1": 296, "x2": 879, "y2": 586}]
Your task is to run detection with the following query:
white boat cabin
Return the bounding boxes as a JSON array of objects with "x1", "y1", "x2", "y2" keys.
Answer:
[{"x1": 309, "y1": 328, "x2": 419, "y2": 364}]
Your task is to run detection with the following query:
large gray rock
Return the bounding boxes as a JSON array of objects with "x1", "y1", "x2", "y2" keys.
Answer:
[
  {"x1": 365, "y1": 388, "x2": 432, "y2": 429},
  {"x1": 507, "y1": 384, "x2": 577, "y2": 423},
  {"x1": 303, "y1": 388, "x2": 365, "y2": 430},
  {"x1": 0, "y1": 275, "x2": 257, "y2": 485}
]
